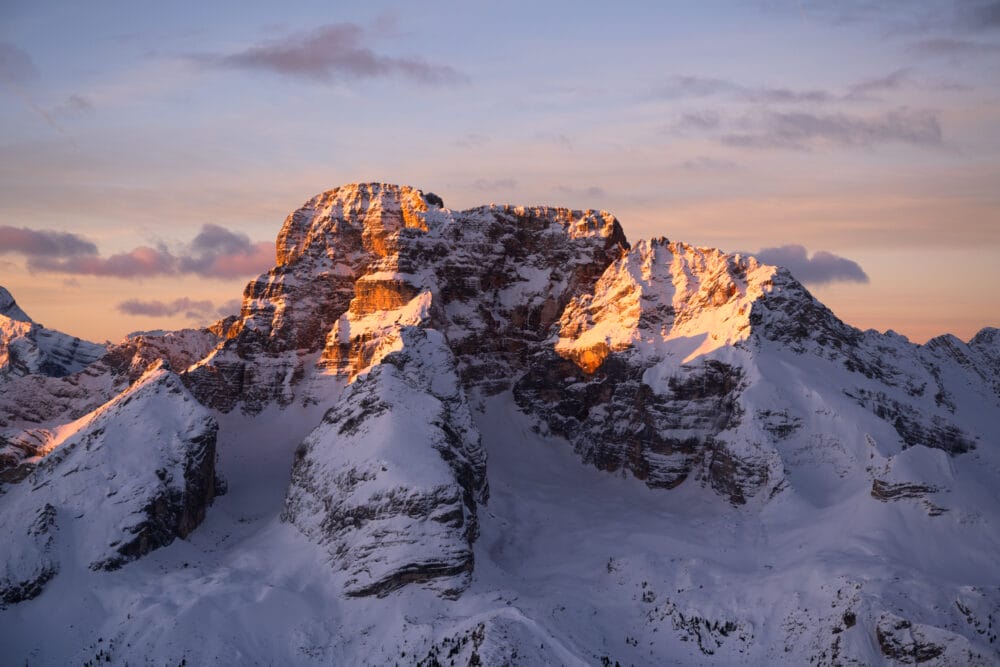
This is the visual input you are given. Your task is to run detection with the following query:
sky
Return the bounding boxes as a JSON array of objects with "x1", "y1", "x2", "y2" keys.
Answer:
[{"x1": 1, "y1": 0, "x2": 998, "y2": 344}]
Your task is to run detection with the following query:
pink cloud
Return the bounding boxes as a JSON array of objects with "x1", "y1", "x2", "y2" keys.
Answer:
[{"x1": 27, "y1": 225, "x2": 274, "y2": 280}]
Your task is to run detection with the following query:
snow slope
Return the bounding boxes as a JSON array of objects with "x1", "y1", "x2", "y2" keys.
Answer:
[{"x1": 0, "y1": 363, "x2": 217, "y2": 604}]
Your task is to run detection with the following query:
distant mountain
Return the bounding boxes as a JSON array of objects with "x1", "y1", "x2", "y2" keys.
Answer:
[
  {"x1": 0, "y1": 286, "x2": 105, "y2": 378},
  {"x1": 1, "y1": 184, "x2": 998, "y2": 665}
]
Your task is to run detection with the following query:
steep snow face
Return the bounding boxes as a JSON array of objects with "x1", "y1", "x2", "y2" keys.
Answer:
[
  {"x1": 556, "y1": 238, "x2": 777, "y2": 370},
  {"x1": 0, "y1": 364, "x2": 217, "y2": 604},
  {"x1": 0, "y1": 286, "x2": 105, "y2": 379},
  {"x1": 283, "y1": 327, "x2": 487, "y2": 598}
]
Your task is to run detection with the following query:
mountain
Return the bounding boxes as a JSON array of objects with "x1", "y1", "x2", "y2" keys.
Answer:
[
  {"x1": 0, "y1": 286, "x2": 105, "y2": 379},
  {"x1": 1, "y1": 183, "x2": 998, "y2": 665}
]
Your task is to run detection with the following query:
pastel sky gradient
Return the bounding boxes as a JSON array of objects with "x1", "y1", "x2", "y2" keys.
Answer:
[{"x1": 1, "y1": 1, "x2": 998, "y2": 343}]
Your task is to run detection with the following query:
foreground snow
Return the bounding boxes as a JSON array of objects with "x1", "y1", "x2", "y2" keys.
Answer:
[{"x1": 1, "y1": 383, "x2": 998, "y2": 665}]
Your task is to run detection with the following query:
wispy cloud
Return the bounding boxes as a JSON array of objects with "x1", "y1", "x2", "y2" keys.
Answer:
[
  {"x1": 657, "y1": 69, "x2": 940, "y2": 108},
  {"x1": 27, "y1": 224, "x2": 273, "y2": 280},
  {"x1": 215, "y1": 298, "x2": 243, "y2": 317},
  {"x1": 672, "y1": 110, "x2": 723, "y2": 132},
  {"x1": 0, "y1": 41, "x2": 38, "y2": 83},
  {"x1": 773, "y1": 1, "x2": 1000, "y2": 36},
  {"x1": 53, "y1": 93, "x2": 93, "y2": 115},
  {"x1": 676, "y1": 156, "x2": 740, "y2": 171},
  {"x1": 196, "y1": 22, "x2": 468, "y2": 85},
  {"x1": 654, "y1": 75, "x2": 835, "y2": 104},
  {"x1": 721, "y1": 108, "x2": 942, "y2": 150},
  {"x1": 0, "y1": 225, "x2": 98, "y2": 256},
  {"x1": 846, "y1": 68, "x2": 911, "y2": 99},
  {"x1": 31, "y1": 246, "x2": 177, "y2": 278},
  {"x1": 472, "y1": 177, "x2": 517, "y2": 191},
  {"x1": 907, "y1": 37, "x2": 1000, "y2": 57},
  {"x1": 117, "y1": 297, "x2": 216, "y2": 318},
  {"x1": 553, "y1": 184, "x2": 606, "y2": 199},
  {"x1": 0, "y1": 41, "x2": 73, "y2": 140},
  {"x1": 750, "y1": 244, "x2": 869, "y2": 285},
  {"x1": 117, "y1": 296, "x2": 242, "y2": 319},
  {"x1": 965, "y1": 0, "x2": 1000, "y2": 29},
  {"x1": 453, "y1": 133, "x2": 490, "y2": 148}
]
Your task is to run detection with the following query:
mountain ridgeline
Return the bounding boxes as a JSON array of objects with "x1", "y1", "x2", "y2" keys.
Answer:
[{"x1": 1, "y1": 183, "x2": 998, "y2": 665}]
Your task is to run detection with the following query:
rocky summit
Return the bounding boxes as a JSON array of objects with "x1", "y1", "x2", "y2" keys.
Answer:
[{"x1": 1, "y1": 183, "x2": 999, "y2": 665}]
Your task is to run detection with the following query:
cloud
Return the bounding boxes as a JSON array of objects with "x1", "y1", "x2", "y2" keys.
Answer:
[
  {"x1": 117, "y1": 297, "x2": 217, "y2": 318},
  {"x1": 846, "y1": 68, "x2": 911, "y2": 99},
  {"x1": 966, "y1": 0, "x2": 1000, "y2": 29},
  {"x1": 53, "y1": 93, "x2": 93, "y2": 115},
  {"x1": 676, "y1": 156, "x2": 740, "y2": 171},
  {"x1": 721, "y1": 108, "x2": 942, "y2": 150},
  {"x1": 472, "y1": 178, "x2": 517, "y2": 191},
  {"x1": 0, "y1": 41, "x2": 38, "y2": 84},
  {"x1": 215, "y1": 298, "x2": 243, "y2": 317},
  {"x1": 553, "y1": 184, "x2": 606, "y2": 199},
  {"x1": 672, "y1": 110, "x2": 723, "y2": 132},
  {"x1": 657, "y1": 69, "x2": 945, "y2": 108},
  {"x1": 178, "y1": 224, "x2": 274, "y2": 278},
  {"x1": 553, "y1": 133, "x2": 573, "y2": 150},
  {"x1": 199, "y1": 22, "x2": 467, "y2": 85},
  {"x1": 0, "y1": 43, "x2": 73, "y2": 140},
  {"x1": 908, "y1": 37, "x2": 1000, "y2": 57},
  {"x1": 30, "y1": 246, "x2": 176, "y2": 278},
  {"x1": 453, "y1": 133, "x2": 490, "y2": 148},
  {"x1": 654, "y1": 75, "x2": 835, "y2": 104},
  {"x1": 750, "y1": 245, "x2": 869, "y2": 285},
  {"x1": 778, "y1": 1, "x2": 1000, "y2": 35},
  {"x1": 117, "y1": 296, "x2": 243, "y2": 319},
  {"x1": 0, "y1": 225, "x2": 98, "y2": 256},
  {"x1": 27, "y1": 224, "x2": 273, "y2": 280}
]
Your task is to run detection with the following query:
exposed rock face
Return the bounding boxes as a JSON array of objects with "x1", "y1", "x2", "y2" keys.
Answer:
[
  {"x1": 174, "y1": 184, "x2": 990, "y2": 511},
  {"x1": 282, "y1": 327, "x2": 486, "y2": 598},
  {"x1": 184, "y1": 184, "x2": 441, "y2": 413},
  {"x1": 515, "y1": 239, "x2": 777, "y2": 501},
  {"x1": 0, "y1": 286, "x2": 105, "y2": 379},
  {"x1": 873, "y1": 612, "x2": 994, "y2": 665},
  {"x1": 184, "y1": 183, "x2": 629, "y2": 412},
  {"x1": 104, "y1": 329, "x2": 221, "y2": 385},
  {"x1": 0, "y1": 364, "x2": 217, "y2": 602}
]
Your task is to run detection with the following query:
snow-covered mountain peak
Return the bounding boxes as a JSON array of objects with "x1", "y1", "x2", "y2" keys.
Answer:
[
  {"x1": 3, "y1": 188, "x2": 999, "y2": 666},
  {"x1": 0, "y1": 285, "x2": 105, "y2": 379},
  {"x1": 0, "y1": 286, "x2": 32, "y2": 323}
]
